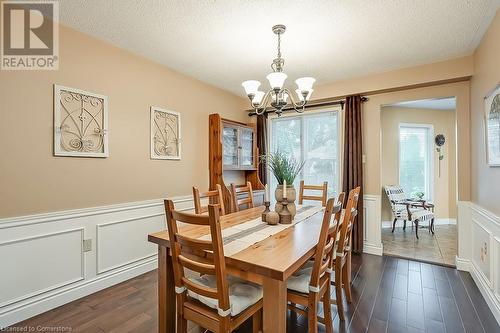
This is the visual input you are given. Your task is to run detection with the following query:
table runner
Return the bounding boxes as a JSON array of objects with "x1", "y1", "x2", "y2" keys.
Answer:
[{"x1": 199, "y1": 205, "x2": 324, "y2": 256}]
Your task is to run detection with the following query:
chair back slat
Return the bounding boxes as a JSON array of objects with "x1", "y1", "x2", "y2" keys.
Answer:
[
  {"x1": 176, "y1": 234, "x2": 214, "y2": 251},
  {"x1": 298, "y1": 180, "x2": 328, "y2": 207},
  {"x1": 181, "y1": 277, "x2": 219, "y2": 299},
  {"x1": 193, "y1": 184, "x2": 226, "y2": 215},
  {"x1": 178, "y1": 255, "x2": 216, "y2": 276},
  {"x1": 164, "y1": 200, "x2": 230, "y2": 313},
  {"x1": 309, "y1": 198, "x2": 342, "y2": 290},
  {"x1": 231, "y1": 182, "x2": 254, "y2": 212},
  {"x1": 337, "y1": 187, "x2": 361, "y2": 256}
]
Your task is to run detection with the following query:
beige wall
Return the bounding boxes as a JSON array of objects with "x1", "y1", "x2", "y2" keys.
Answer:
[
  {"x1": 380, "y1": 107, "x2": 457, "y2": 220},
  {"x1": 0, "y1": 25, "x2": 246, "y2": 218},
  {"x1": 470, "y1": 11, "x2": 500, "y2": 216},
  {"x1": 313, "y1": 67, "x2": 471, "y2": 202}
]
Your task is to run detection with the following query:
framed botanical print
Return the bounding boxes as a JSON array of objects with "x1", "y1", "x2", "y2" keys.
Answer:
[
  {"x1": 150, "y1": 106, "x2": 181, "y2": 160},
  {"x1": 484, "y1": 83, "x2": 500, "y2": 166},
  {"x1": 54, "y1": 85, "x2": 109, "y2": 157}
]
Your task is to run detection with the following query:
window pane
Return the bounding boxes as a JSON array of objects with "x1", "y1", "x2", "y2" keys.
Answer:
[
  {"x1": 269, "y1": 111, "x2": 339, "y2": 204},
  {"x1": 303, "y1": 112, "x2": 338, "y2": 198},
  {"x1": 399, "y1": 126, "x2": 431, "y2": 199},
  {"x1": 270, "y1": 118, "x2": 301, "y2": 194}
]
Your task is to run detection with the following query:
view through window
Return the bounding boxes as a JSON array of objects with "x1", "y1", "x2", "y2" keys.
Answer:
[
  {"x1": 269, "y1": 110, "x2": 340, "y2": 203},
  {"x1": 399, "y1": 124, "x2": 433, "y2": 200}
]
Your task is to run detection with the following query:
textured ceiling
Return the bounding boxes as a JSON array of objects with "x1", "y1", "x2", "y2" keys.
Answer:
[
  {"x1": 59, "y1": 0, "x2": 500, "y2": 96},
  {"x1": 387, "y1": 97, "x2": 456, "y2": 110}
]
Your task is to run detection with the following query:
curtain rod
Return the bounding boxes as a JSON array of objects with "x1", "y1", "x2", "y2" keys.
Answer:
[{"x1": 247, "y1": 96, "x2": 368, "y2": 117}]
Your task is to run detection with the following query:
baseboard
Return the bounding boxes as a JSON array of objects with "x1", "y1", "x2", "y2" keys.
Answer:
[
  {"x1": 455, "y1": 256, "x2": 471, "y2": 271},
  {"x1": 363, "y1": 242, "x2": 383, "y2": 256},
  {"x1": 469, "y1": 260, "x2": 500, "y2": 325},
  {"x1": 0, "y1": 257, "x2": 157, "y2": 328}
]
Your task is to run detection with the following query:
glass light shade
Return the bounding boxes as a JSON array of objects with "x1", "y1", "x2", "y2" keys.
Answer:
[
  {"x1": 295, "y1": 77, "x2": 316, "y2": 92},
  {"x1": 295, "y1": 89, "x2": 313, "y2": 102},
  {"x1": 242, "y1": 80, "x2": 261, "y2": 95},
  {"x1": 266, "y1": 72, "x2": 287, "y2": 90},
  {"x1": 252, "y1": 91, "x2": 265, "y2": 105}
]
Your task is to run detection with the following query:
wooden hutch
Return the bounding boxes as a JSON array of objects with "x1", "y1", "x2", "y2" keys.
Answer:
[{"x1": 209, "y1": 113, "x2": 264, "y2": 213}]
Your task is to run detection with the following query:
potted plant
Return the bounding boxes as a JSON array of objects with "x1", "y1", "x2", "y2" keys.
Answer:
[{"x1": 262, "y1": 151, "x2": 305, "y2": 217}]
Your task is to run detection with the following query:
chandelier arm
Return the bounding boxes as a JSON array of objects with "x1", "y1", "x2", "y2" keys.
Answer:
[
  {"x1": 252, "y1": 89, "x2": 274, "y2": 115},
  {"x1": 283, "y1": 88, "x2": 306, "y2": 112}
]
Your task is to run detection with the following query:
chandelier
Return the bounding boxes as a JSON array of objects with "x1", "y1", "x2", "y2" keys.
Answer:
[{"x1": 242, "y1": 24, "x2": 315, "y2": 116}]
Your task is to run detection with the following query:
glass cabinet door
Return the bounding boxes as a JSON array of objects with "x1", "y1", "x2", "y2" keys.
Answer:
[
  {"x1": 240, "y1": 127, "x2": 254, "y2": 167},
  {"x1": 222, "y1": 126, "x2": 238, "y2": 167}
]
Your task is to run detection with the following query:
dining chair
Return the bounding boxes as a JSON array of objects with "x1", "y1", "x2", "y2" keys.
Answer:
[
  {"x1": 192, "y1": 184, "x2": 226, "y2": 216},
  {"x1": 298, "y1": 180, "x2": 328, "y2": 206},
  {"x1": 332, "y1": 186, "x2": 360, "y2": 321},
  {"x1": 230, "y1": 181, "x2": 254, "y2": 212},
  {"x1": 287, "y1": 198, "x2": 342, "y2": 333},
  {"x1": 164, "y1": 200, "x2": 263, "y2": 333}
]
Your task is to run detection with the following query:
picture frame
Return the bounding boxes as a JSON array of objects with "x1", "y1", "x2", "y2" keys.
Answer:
[
  {"x1": 484, "y1": 83, "x2": 500, "y2": 167},
  {"x1": 54, "y1": 85, "x2": 109, "y2": 157},
  {"x1": 150, "y1": 106, "x2": 181, "y2": 160}
]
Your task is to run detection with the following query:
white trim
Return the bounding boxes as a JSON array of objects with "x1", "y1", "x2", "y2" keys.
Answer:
[
  {"x1": 363, "y1": 242, "x2": 383, "y2": 256},
  {"x1": 456, "y1": 202, "x2": 500, "y2": 326},
  {"x1": 0, "y1": 228, "x2": 85, "y2": 309},
  {"x1": 0, "y1": 196, "x2": 196, "y2": 229},
  {"x1": 0, "y1": 195, "x2": 195, "y2": 328}
]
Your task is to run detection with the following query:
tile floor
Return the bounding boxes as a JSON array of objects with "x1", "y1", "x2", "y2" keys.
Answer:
[{"x1": 382, "y1": 223, "x2": 457, "y2": 266}]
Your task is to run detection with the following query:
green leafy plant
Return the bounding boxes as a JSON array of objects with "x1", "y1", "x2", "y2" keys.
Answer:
[
  {"x1": 261, "y1": 151, "x2": 305, "y2": 185},
  {"x1": 414, "y1": 191, "x2": 425, "y2": 200}
]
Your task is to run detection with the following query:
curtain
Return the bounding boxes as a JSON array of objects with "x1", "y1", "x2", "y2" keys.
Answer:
[
  {"x1": 342, "y1": 95, "x2": 364, "y2": 253},
  {"x1": 256, "y1": 113, "x2": 268, "y2": 185}
]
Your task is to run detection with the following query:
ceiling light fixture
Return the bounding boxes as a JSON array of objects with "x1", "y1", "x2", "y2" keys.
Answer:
[{"x1": 242, "y1": 24, "x2": 315, "y2": 116}]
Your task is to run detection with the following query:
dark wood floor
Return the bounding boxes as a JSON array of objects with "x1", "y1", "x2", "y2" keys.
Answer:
[{"x1": 10, "y1": 254, "x2": 499, "y2": 333}]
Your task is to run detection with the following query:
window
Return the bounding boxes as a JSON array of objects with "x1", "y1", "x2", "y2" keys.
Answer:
[
  {"x1": 399, "y1": 124, "x2": 433, "y2": 200},
  {"x1": 269, "y1": 110, "x2": 340, "y2": 201}
]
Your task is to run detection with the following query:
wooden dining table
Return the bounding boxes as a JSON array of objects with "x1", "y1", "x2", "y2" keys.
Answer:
[{"x1": 148, "y1": 205, "x2": 329, "y2": 333}]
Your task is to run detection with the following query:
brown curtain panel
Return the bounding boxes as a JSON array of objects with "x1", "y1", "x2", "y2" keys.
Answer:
[
  {"x1": 342, "y1": 95, "x2": 364, "y2": 253},
  {"x1": 256, "y1": 113, "x2": 268, "y2": 185}
]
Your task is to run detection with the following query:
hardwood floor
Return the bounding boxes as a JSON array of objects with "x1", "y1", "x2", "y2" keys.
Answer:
[{"x1": 8, "y1": 254, "x2": 499, "y2": 333}]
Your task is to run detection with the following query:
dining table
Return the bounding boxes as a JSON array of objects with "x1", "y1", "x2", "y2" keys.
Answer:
[{"x1": 148, "y1": 204, "x2": 337, "y2": 333}]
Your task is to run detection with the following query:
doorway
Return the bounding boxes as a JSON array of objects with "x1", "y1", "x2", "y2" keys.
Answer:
[{"x1": 380, "y1": 97, "x2": 458, "y2": 266}]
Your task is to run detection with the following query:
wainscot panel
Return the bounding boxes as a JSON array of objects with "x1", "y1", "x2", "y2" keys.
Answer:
[
  {"x1": 456, "y1": 202, "x2": 500, "y2": 325},
  {"x1": 0, "y1": 195, "x2": 203, "y2": 328}
]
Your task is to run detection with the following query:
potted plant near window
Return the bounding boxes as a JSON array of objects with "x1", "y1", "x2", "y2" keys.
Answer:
[{"x1": 263, "y1": 151, "x2": 305, "y2": 218}]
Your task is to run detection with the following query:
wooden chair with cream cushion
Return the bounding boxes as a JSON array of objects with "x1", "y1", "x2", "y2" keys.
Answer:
[
  {"x1": 230, "y1": 181, "x2": 254, "y2": 212},
  {"x1": 298, "y1": 180, "x2": 328, "y2": 207},
  {"x1": 164, "y1": 200, "x2": 263, "y2": 333},
  {"x1": 192, "y1": 184, "x2": 226, "y2": 216},
  {"x1": 287, "y1": 198, "x2": 342, "y2": 333},
  {"x1": 332, "y1": 186, "x2": 360, "y2": 321}
]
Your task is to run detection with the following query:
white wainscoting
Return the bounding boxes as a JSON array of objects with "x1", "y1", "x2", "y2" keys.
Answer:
[
  {"x1": 456, "y1": 202, "x2": 500, "y2": 324},
  {"x1": 363, "y1": 194, "x2": 383, "y2": 256},
  {"x1": 0, "y1": 196, "x2": 202, "y2": 328}
]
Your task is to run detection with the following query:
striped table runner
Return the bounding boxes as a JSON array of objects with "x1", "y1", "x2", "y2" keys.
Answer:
[{"x1": 199, "y1": 205, "x2": 324, "y2": 256}]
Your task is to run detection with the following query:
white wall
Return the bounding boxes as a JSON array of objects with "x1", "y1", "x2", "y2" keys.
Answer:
[
  {"x1": 456, "y1": 202, "x2": 500, "y2": 324},
  {"x1": 0, "y1": 195, "x2": 205, "y2": 328}
]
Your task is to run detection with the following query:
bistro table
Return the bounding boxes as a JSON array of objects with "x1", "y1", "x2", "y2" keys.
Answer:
[{"x1": 148, "y1": 205, "x2": 329, "y2": 333}]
